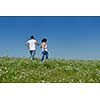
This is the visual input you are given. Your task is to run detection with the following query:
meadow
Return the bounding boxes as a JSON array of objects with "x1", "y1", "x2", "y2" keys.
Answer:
[{"x1": 0, "y1": 57, "x2": 100, "y2": 83}]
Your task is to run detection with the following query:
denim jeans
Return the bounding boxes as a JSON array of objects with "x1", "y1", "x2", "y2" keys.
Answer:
[
  {"x1": 41, "y1": 51, "x2": 48, "y2": 61},
  {"x1": 30, "y1": 50, "x2": 36, "y2": 60}
]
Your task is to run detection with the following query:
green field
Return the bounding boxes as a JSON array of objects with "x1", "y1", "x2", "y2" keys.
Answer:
[{"x1": 0, "y1": 57, "x2": 100, "y2": 83}]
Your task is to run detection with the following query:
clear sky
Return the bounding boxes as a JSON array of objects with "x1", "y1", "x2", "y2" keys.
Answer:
[{"x1": 0, "y1": 16, "x2": 100, "y2": 59}]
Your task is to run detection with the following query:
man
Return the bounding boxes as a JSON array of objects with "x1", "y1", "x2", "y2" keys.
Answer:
[{"x1": 26, "y1": 35, "x2": 39, "y2": 60}]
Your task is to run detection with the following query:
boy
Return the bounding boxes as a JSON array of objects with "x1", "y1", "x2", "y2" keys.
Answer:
[
  {"x1": 40, "y1": 38, "x2": 48, "y2": 61},
  {"x1": 26, "y1": 35, "x2": 39, "y2": 60}
]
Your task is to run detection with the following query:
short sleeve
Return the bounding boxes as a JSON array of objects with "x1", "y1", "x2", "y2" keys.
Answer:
[{"x1": 34, "y1": 40, "x2": 36, "y2": 43}]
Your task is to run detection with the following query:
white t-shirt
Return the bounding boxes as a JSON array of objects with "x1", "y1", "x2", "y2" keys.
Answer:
[{"x1": 26, "y1": 39, "x2": 37, "y2": 50}]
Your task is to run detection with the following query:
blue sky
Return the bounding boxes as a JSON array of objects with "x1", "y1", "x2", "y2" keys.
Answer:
[{"x1": 0, "y1": 16, "x2": 100, "y2": 59}]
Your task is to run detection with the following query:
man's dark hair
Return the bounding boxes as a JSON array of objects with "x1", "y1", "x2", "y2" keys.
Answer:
[
  {"x1": 41, "y1": 38, "x2": 47, "y2": 42},
  {"x1": 31, "y1": 36, "x2": 34, "y2": 39}
]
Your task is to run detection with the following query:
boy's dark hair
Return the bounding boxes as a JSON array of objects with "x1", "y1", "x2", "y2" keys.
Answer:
[
  {"x1": 31, "y1": 36, "x2": 34, "y2": 39},
  {"x1": 42, "y1": 38, "x2": 47, "y2": 42}
]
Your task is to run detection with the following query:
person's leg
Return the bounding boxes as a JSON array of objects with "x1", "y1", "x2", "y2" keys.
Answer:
[
  {"x1": 32, "y1": 50, "x2": 36, "y2": 60},
  {"x1": 41, "y1": 51, "x2": 45, "y2": 61},
  {"x1": 46, "y1": 51, "x2": 48, "y2": 59},
  {"x1": 30, "y1": 51, "x2": 33, "y2": 60}
]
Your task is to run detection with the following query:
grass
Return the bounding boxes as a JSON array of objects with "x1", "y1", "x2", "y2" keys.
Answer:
[{"x1": 0, "y1": 57, "x2": 100, "y2": 83}]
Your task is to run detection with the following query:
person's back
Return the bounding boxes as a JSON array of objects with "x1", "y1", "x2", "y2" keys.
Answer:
[
  {"x1": 27, "y1": 39, "x2": 36, "y2": 51},
  {"x1": 26, "y1": 35, "x2": 39, "y2": 60},
  {"x1": 41, "y1": 42, "x2": 48, "y2": 52}
]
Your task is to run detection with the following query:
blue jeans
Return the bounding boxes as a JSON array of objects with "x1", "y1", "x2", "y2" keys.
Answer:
[
  {"x1": 41, "y1": 51, "x2": 48, "y2": 61},
  {"x1": 30, "y1": 50, "x2": 36, "y2": 60}
]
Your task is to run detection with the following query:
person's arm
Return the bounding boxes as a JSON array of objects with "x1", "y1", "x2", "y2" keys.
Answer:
[
  {"x1": 34, "y1": 40, "x2": 39, "y2": 45},
  {"x1": 26, "y1": 41, "x2": 30, "y2": 48},
  {"x1": 40, "y1": 44, "x2": 42, "y2": 48},
  {"x1": 34, "y1": 41, "x2": 39, "y2": 45}
]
